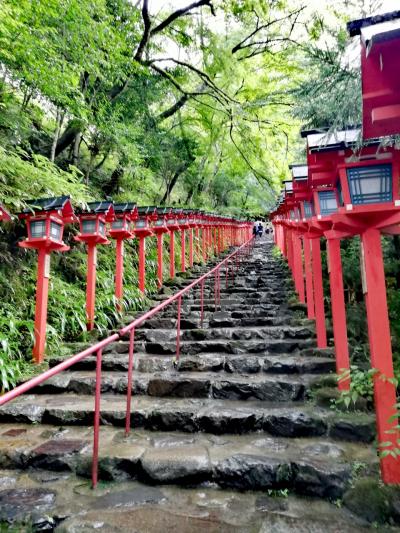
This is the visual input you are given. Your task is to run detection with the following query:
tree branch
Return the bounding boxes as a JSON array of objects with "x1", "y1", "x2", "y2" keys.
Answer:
[
  {"x1": 134, "y1": 0, "x2": 151, "y2": 62},
  {"x1": 153, "y1": 58, "x2": 237, "y2": 105},
  {"x1": 232, "y1": 7, "x2": 304, "y2": 56},
  {"x1": 151, "y1": 0, "x2": 215, "y2": 36},
  {"x1": 157, "y1": 93, "x2": 189, "y2": 122}
]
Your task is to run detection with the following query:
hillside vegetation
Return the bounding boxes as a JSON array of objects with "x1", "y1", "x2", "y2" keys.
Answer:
[{"x1": 1, "y1": 0, "x2": 400, "y2": 399}]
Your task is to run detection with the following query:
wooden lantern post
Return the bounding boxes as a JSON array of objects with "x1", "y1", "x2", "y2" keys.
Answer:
[
  {"x1": 133, "y1": 207, "x2": 156, "y2": 293},
  {"x1": 108, "y1": 203, "x2": 137, "y2": 310},
  {"x1": 166, "y1": 209, "x2": 181, "y2": 278},
  {"x1": 75, "y1": 202, "x2": 115, "y2": 331},
  {"x1": 177, "y1": 210, "x2": 190, "y2": 273},
  {"x1": 19, "y1": 196, "x2": 74, "y2": 362},
  {"x1": 152, "y1": 208, "x2": 170, "y2": 288}
]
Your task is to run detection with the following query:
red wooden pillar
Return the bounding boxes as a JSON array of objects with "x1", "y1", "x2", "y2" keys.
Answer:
[
  {"x1": 195, "y1": 227, "x2": 200, "y2": 262},
  {"x1": 138, "y1": 237, "x2": 146, "y2": 293},
  {"x1": 283, "y1": 226, "x2": 288, "y2": 258},
  {"x1": 326, "y1": 237, "x2": 350, "y2": 390},
  {"x1": 361, "y1": 228, "x2": 400, "y2": 483},
  {"x1": 293, "y1": 232, "x2": 305, "y2": 303},
  {"x1": 86, "y1": 243, "x2": 97, "y2": 331},
  {"x1": 169, "y1": 231, "x2": 175, "y2": 278},
  {"x1": 32, "y1": 249, "x2": 50, "y2": 363},
  {"x1": 286, "y1": 229, "x2": 294, "y2": 275},
  {"x1": 202, "y1": 228, "x2": 207, "y2": 261},
  {"x1": 157, "y1": 233, "x2": 163, "y2": 288},
  {"x1": 303, "y1": 236, "x2": 315, "y2": 320},
  {"x1": 180, "y1": 229, "x2": 186, "y2": 272},
  {"x1": 188, "y1": 228, "x2": 194, "y2": 268},
  {"x1": 311, "y1": 237, "x2": 327, "y2": 348},
  {"x1": 115, "y1": 239, "x2": 124, "y2": 310}
]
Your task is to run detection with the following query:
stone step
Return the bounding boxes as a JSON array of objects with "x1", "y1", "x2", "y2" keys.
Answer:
[
  {"x1": 0, "y1": 465, "x2": 371, "y2": 532},
  {"x1": 133, "y1": 325, "x2": 315, "y2": 343},
  {"x1": 109, "y1": 338, "x2": 316, "y2": 356},
  {"x1": 156, "y1": 305, "x2": 286, "y2": 320},
  {"x1": 0, "y1": 423, "x2": 377, "y2": 499},
  {"x1": 48, "y1": 352, "x2": 335, "y2": 375},
  {"x1": 0, "y1": 398, "x2": 375, "y2": 443},
  {"x1": 158, "y1": 303, "x2": 285, "y2": 315},
  {"x1": 29, "y1": 371, "x2": 322, "y2": 401},
  {"x1": 135, "y1": 314, "x2": 299, "y2": 329}
]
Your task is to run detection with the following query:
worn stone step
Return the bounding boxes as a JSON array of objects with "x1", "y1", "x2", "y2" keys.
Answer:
[
  {"x1": 165, "y1": 300, "x2": 284, "y2": 311},
  {"x1": 0, "y1": 466, "x2": 371, "y2": 532},
  {"x1": 134, "y1": 314, "x2": 297, "y2": 330},
  {"x1": 0, "y1": 395, "x2": 376, "y2": 443},
  {"x1": 106, "y1": 338, "x2": 316, "y2": 357},
  {"x1": 0, "y1": 423, "x2": 377, "y2": 499},
  {"x1": 133, "y1": 325, "x2": 315, "y2": 343},
  {"x1": 30, "y1": 371, "x2": 321, "y2": 401},
  {"x1": 48, "y1": 352, "x2": 334, "y2": 375}
]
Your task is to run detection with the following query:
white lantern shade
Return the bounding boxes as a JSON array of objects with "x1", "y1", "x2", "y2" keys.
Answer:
[
  {"x1": 318, "y1": 190, "x2": 338, "y2": 216},
  {"x1": 346, "y1": 164, "x2": 392, "y2": 205},
  {"x1": 30, "y1": 220, "x2": 46, "y2": 238},
  {"x1": 98, "y1": 221, "x2": 106, "y2": 235},
  {"x1": 82, "y1": 219, "x2": 97, "y2": 234},
  {"x1": 50, "y1": 221, "x2": 62, "y2": 241}
]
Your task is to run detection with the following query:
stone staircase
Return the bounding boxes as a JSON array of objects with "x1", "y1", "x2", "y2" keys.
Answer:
[{"x1": 0, "y1": 238, "x2": 378, "y2": 530}]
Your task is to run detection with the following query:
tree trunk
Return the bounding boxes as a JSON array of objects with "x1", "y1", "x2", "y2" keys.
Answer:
[
  {"x1": 73, "y1": 132, "x2": 82, "y2": 168},
  {"x1": 160, "y1": 163, "x2": 189, "y2": 204},
  {"x1": 50, "y1": 108, "x2": 64, "y2": 163},
  {"x1": 103, "y1": 164, "x2": 124, "y2": 196},
  {"x1": 55, "y1": 119, "x2": 84, "y2": 157}
]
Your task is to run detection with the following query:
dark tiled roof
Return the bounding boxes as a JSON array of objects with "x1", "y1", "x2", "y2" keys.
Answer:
[
  {"x1": 21, "y1": 195, "x2": 71, "y2": 213},
  {"x1": 347, "y1": 10, "x2": 400, "y2": 37}
]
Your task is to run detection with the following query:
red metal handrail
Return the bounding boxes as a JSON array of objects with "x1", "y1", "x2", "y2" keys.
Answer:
[
  {"x1": 0, "y1": 333, "x2": 119, "y2": 488},
  {"x1": 0, "y1": 236, "x2": 254, "y2": 489}
]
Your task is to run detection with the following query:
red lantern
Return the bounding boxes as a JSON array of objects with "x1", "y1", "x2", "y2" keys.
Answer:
[
  {"x1": 0, "y1": 203, "x2": 11, "y2": 222},
  {"x1": 166, "y1": 208, "x2": 181, "y2": 278},
  {"x1": 178, "y1": 211, "x2": 190, "y2": 272},
  {"x1": 75, "y1": 202, "x2": 115, "y2": 330},
  {"x1": 348, "y1": 11, "x2": 400, "y2": 138},
  {"x1": 134, "y1": 206, "x2": 157, "y2": 293},
  {"x1": 108, "y1": 203, "x2": 137, "y2": 310},
  {"x1": 18, "y1": 196, "x2": 74, "y2": 363},
  {"x1": 182, "y1": 209, "x2": 196, "y2": 268},
  {"x1": 152, "y1": 208, "x2": 169, "y2": 288}
]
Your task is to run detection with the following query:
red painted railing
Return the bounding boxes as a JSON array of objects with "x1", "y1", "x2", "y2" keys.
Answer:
[{"x1": 0, "y1": 237, "x2": 254, "y2": 488}]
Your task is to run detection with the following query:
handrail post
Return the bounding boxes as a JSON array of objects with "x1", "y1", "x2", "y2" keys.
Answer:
[
  {"x1": 125, "y1": 328, "x2": 135, "y2": 436},
  {"x1": 200, "y1": 279, "x2": 204, "y2": 327},
  {"x1": 176, "y1": 295, "x2": 182, "y2": 360},
  {"x1": 214, "y1": 271, "x2": 217, "y2": 310},
  {"x1": 92, "y1": 347, "x2": 103, "y2": 489},
  {"x1": 217, "y1": 267, "x2": 221, "y2": 306},
  {"x1": 115, "y1": 239, "x2": 124, "y2": 311},
  {"x1": 86, "y1": 243, "x2": 97, "y2": 331}
]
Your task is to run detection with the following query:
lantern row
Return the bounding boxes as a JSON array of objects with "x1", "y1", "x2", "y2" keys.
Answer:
[
  {"x1": 0, "y1": 198, "x2": 251, "y2": 364},
  {"x1": 270, "y1": 10, "x2": 400, "y2": 485}
]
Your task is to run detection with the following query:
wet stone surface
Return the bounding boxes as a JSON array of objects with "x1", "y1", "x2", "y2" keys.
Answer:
[
  {"x1": 0, "y1": 487, "x2": 56, "y2": 524},
  {"x1": 0, "y1": 238, "x2": 383, "y2": 530},
  {"x1": 0, "y1": 469, "x2": 374, "y2": 532}
]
